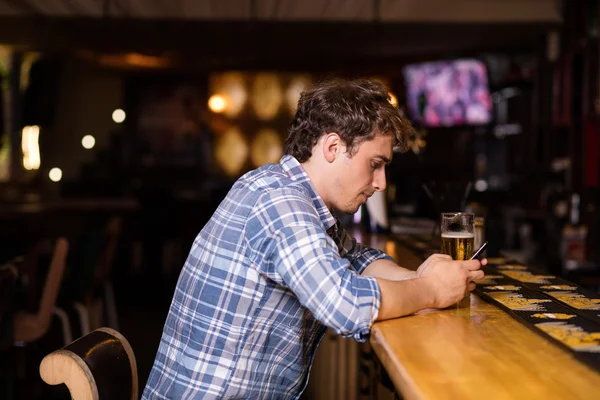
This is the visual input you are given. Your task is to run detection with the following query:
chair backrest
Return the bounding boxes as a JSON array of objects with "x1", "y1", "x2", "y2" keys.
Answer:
[
  {"x1": 18, "y1": 239, "x2": 54, "y2": 312},
  {"x1": 95, "y1": 216, "x2": 121, "y2": 283},
  {"x1": 39, "y1": 327, "x2": 138, "y2": 400},
  {"x1": 12, "y1": 237, "x2": 70, "y2": 343},
  {"x1": 62, "y1": 216, "x2": 121, "y2": 303},
  {"x1": 38, "y1": 238, "x2": 69, "y2": 322}
]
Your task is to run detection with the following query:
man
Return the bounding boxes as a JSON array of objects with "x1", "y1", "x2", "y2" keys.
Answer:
[{"x1": 143, "y1": 79, "x2": 485, "y2": 399}]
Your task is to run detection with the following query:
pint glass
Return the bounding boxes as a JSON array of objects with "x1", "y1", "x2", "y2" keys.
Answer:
[{"x1": 441, "y1": 212, "x2": 474, "y2": 308}]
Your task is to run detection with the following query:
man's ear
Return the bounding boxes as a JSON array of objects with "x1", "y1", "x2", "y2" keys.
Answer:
[{"x1": 322, "y1": 133, "x2": 341, "y2": 163}]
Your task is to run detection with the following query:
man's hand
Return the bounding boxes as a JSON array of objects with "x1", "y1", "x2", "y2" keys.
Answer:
[
  {"x1": 375, "y1": 254, "x2": 487, "y2": 320},
  {"x1": 416, "y1": 254, "x2": 485, "y2": 308}
]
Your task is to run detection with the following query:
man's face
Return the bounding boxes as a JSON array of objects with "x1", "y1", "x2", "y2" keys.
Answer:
[{"x1": 330, "y1": 134, "x2": 394, "y2": 214}]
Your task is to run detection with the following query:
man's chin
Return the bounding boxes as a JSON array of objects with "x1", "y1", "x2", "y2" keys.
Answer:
[
  {"x1": 335, "y1": 202, "x2": 361, "y2": 215},
  {"x1": 346, "y1": 205, "x2": 362, "y2": 215}
]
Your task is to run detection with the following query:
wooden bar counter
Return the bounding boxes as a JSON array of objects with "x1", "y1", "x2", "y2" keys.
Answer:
[{"x1": 361, "y1": 233, "x2": 600, "y2": 400}]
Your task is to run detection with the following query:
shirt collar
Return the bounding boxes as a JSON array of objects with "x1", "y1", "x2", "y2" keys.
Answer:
[{"x1": 279, "y1": 155, "x2": 337, "y2": 232}]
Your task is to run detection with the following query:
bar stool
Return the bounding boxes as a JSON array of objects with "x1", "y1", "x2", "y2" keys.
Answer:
[{"x1": 39, "y1": 327, "x2": 138, "y2": 400}]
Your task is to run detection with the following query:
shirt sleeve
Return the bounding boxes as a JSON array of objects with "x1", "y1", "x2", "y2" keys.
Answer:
[
  {"x1": 330, "y1": 219, "x2": 395, "y2": 274},
  {"x1": 245, "y1": 187, "x2": 381, "y2": 342}
]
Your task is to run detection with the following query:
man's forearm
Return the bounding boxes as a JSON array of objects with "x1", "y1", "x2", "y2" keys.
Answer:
[
  {"x1": 375, "y1": 277, "x2": 436, "y2": 321},
  {"x1": 362, "y1": 259, "x2": 416, "y2": 281}
]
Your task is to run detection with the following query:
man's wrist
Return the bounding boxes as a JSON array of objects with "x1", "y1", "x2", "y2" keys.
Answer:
[{"x1": 419, "y1": 277, "x2": 438, "y2": 309}]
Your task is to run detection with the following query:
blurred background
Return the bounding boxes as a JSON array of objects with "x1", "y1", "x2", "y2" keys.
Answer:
[{"x1": 0, "y1": 0, "x2": 599, "y2": 399}]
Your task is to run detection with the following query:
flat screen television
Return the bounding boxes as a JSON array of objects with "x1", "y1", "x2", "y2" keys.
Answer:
[{"x1": 403, "y1": 59, "x2": 493, "y2": 127}]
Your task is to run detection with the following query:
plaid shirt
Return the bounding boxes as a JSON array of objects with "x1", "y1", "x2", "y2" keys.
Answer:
[{"x1": 143, "y1": 155, "x2": 390, "y2": 400}]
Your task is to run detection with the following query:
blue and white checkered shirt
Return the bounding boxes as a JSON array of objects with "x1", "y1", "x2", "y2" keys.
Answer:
[{"x1": 143, "y1": 155, "x2": 390, "y2": 399}]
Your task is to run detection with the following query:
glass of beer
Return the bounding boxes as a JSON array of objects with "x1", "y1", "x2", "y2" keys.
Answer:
[{"x1": 441, "y1": 212, "x2": 475, "y2": 308}]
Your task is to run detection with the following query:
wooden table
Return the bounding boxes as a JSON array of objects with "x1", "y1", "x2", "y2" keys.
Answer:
[{"x1": 369, "y1": 238, "x2": 600, "y2": 400}]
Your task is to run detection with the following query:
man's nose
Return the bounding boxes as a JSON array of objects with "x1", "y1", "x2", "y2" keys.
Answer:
[{"x1": 373, "y1": 168, "x2": 387, "y2": 192}]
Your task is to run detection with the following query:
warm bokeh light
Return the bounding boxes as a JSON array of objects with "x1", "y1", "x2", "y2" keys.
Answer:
[
  {"x1": 49, "y1": 167, "x2": 62, "y2": 182},
  {"x1": 215, "y1": 126, "x2": 249, "y2": 177},
  {"x1": 385, "y1": 240, "x2": 397, "y2": 257},
  {"x1": 81, "y1": 135, "x2": 96, "y2": 149},
  {"x1": 208, "y1": 94, "x2": 228, "y2": 113},
  {"x1": 77, "y1": 50, "x2": 172, "y2": 69},
  {"x1": 0, "y1": 45, "x2": 10, "y2": 75},
  {"x1": 210, "y1": 72, "x2": 247, "y2": 118},
  {"x1": 20, "y1": 52, "x2": 41, "y2": 91},
  {"x1": 250, "y1": 128, "x2": 283, "y2": 167},
  {"x1": 251, "y1": 74, "x2": 283, "y2": 121},
  {"x1": 0, "y1": 140, "x2": 8, "y2": 181},
  {"x1": 22, "y1": 125, "x2": 41, "y2": 170},
  {"x1": 285, "y1": 75, "x2": 312, "y2": 115},
  {"x1": 112, "y1": 109, "x2": 126, "y2": 123},
  {"x1": 1, "y1": 47, "x2": 12, "y2": 181},
  {"x1": 389, "y1": 92, "x2": 398, "y2": 106},
  {"x1": 122, "y1": 53, "x2": 171, "y2": 69}
]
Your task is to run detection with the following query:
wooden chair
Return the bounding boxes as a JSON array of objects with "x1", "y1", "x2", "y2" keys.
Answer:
[
  {"x1": 13, "y1": 237, "x2": 71, "y2": 344},
  {"x1": 39, "y1": 327, "x2": 138, "y2": 400},
  {"x1": 94, "y1": 216, "x2": 122, "y2": 331},
  {"x1": 63, "y1": 216, "x2": 122, "y2": 337}
]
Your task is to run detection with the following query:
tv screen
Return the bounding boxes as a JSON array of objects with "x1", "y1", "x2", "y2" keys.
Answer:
[{"x1": 403, "y1": 59, "x2": 493, "y2": 127}]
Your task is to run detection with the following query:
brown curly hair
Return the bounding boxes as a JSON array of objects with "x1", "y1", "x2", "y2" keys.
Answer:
[{"x1": 283, "y1": 78, "x2": 413, "y2": 162}]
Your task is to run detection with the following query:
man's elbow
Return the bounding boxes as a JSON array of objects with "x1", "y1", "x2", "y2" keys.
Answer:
[
  {"x1": 336, "y1": 324, "x2": 372, "y2": 342},
  {"x1": 325, "y1": 310, "x2": 377, "y2": 343}
]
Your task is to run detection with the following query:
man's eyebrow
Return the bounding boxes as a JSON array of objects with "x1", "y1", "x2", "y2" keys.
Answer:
[{"x1": 374, "y1": 154, "x2": 392, "y2": 165}]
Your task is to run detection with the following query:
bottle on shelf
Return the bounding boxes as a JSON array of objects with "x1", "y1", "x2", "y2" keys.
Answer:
[{"x1": 560, "y1": 193, "x2": 588, "y2": 272}]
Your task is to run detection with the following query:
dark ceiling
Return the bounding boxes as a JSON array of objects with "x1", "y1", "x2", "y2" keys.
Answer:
[{"x1": 0, "y1": 17, "x2": 558, "y2": 70}]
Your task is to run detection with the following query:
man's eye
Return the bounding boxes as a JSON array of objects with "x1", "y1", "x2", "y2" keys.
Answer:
[{"x1": 371, "y1": 163, "x2": 382, "y2": 170}]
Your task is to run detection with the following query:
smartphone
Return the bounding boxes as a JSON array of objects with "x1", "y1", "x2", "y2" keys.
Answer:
[{"x1": 470, "y1": 241, "x2": 488, "y2": 260}]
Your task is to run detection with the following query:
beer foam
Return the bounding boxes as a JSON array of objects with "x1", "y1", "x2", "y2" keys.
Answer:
[{"x1": 441, "y1": 232, "x2": 474, "y2": 238}]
